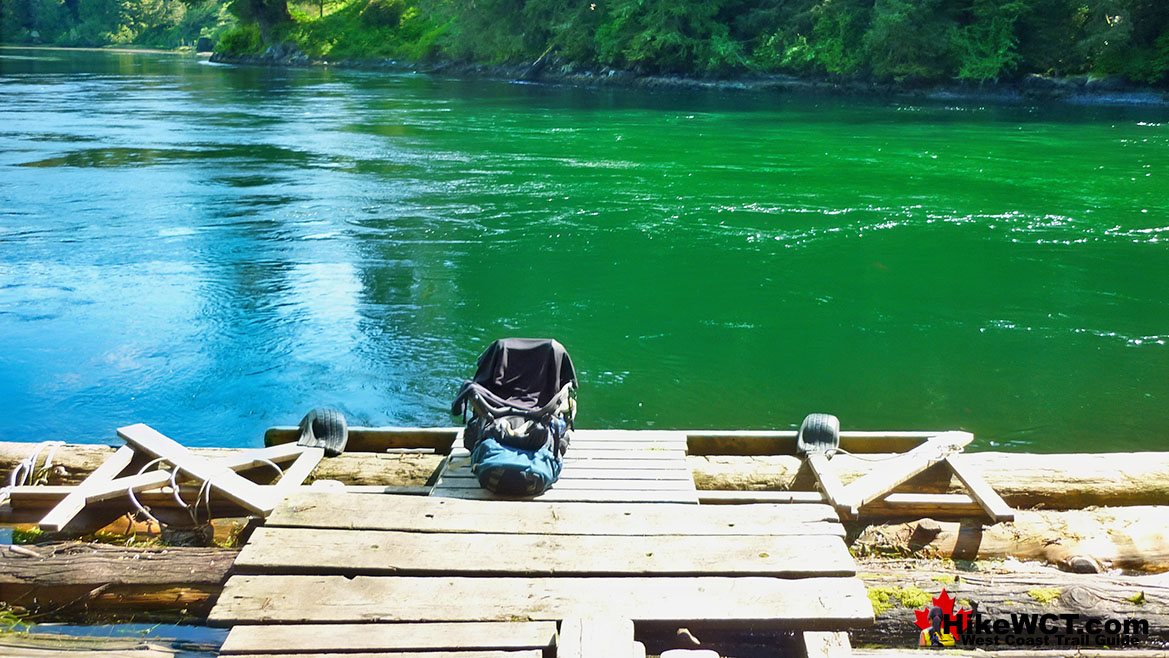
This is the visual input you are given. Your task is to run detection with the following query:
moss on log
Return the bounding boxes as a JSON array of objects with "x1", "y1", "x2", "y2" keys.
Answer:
[
  {"x1": 0, "y1": 542, "x2": 237, "y2": 622},
  {"x1": 854, "y1": 560, "x2": 1169, "y2": 647}
]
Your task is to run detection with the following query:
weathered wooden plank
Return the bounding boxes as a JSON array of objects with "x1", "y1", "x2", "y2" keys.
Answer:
[
  {"x1": 803, "y1": 631, "x2": 852, "y2": 658},
  {"x1": 18, "y1": 443, "x2": 310, "y2": 526},
  {"x1": 441, "y1": 465, "x2": 693, "y2": 480},
  {"x1": 573, "y1": 430, "x2": 688, "y2": 440},
  {"x1": 695, "y1": 490, "x2": 986, "y2": 517},
  {"x1": 835, "y1": 433, "x2": 973, "y2": 515},
  {"x1": 38, "y1": 445, "x2": 136, "y2": 532},
  {"x1": 434, "y1": 477, "x2": 695, "y2": 491},
  {"x1": 567, "y1": 448, "x2": 686, "y2": 456},
  {"x1": 10, "y1": 483, "x2": 424, "y2": 511},
  {"x1": 265, "y1": 426, "x2": 461, "y2": 453},
  {"x1": 944, "y1": 455, "x2": 1014, "y2": 522},
  {"x1": 226, "y1": 653, "x2": 541, "y2": 658},
  {"x1": 117, "y1": 424, "x2": 277, "y2": 514},
  {"x1": 208, "y1": 575, "x2": 874, "y2": 629},
  {"x1": 558, "y1": 616, "x2": 634, "y2": 658},
  {"x1": 263, "y1": 426, "x2": 951, "y2": 456},
  {"x1": 272, "y1": 447, "x2": 324, "y2": 493},
  {"x1": 561, "y1": 459, "x2": 693, "y2": 471},
  {"x1": 0, "y1": 635, "x2": 217, "y2": 658},
  {"x1": 234, "y1": 527, "x2": 856, "y2": 577},
  {"x1": 219, "y1": 622, "x2": 556, "y2": 655},
  {"x1": 429, "y1": 487, "x2": 698, "y2": 503},
  {"x1": 806, "y1": 454, "x2": 850, "y2": 516},
  {"x1": 684, "y1": 431, "x2": 954, "y2": 457},
  {"x1": 442, "y1": 451, "x2": 687, "y2": 463},
  {"x1": 267, "y1": 492, "x2": 841, "y2": 534},
  {"x1": 698, "y1": 490, "x2": 827, "y2": 504}
]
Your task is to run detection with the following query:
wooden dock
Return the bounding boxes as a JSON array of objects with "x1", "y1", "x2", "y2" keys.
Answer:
[
  {"x1": 430, "y1": 430, "x2": 698, "y2": 503},
  {"x1": 208, "y1": 429, "x2": 875, "y2": 657}
]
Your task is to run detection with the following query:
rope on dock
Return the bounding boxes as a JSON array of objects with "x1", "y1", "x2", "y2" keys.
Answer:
[{"x1": 1, "y1": 440, "x2": 65, "y2": 506}]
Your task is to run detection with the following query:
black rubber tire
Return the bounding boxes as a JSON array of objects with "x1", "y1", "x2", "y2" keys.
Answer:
[
  {"x1": 797, "y1": 413, "x2": 840, "y2": 456},
  {"x1": 297, "y1": 407, "x2": 349, "y2": 457}
]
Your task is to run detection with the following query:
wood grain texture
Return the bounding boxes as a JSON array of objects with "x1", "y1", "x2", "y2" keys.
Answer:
[
  {"x1": 268, "y1": 491, "x2": 841, "y2": 534},
  {"x1": 225, "y1": 653, "x2": 542, "y2": 658},
  {"x1": 208, "y1": 575, "x2": 874, "y2": 629},
  {"x1": 427, "y1": 487, "x2": 698, "y2": 503},
  {"x1": 234, "y1": 527, "x2": 856, "y2": 577},
  {"x1": 944, "y1": 454, "x2": 1014, "y2": 522},
  {"x1": 219, "y1": 622, "x2": 556, "y2": 654},
  {"x1": 558, "y1": 616, "x2": 634, "y2": 658},
  {"x1": 117, "y1": 424, "x2": 276, "y2": 514}
]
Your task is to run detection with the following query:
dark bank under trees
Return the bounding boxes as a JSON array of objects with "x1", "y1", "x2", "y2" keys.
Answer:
[{"x1": 3, "y1": 0, "x2": 1169, "y2": 86}]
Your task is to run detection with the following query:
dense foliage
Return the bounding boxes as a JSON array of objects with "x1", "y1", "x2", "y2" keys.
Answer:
[
  {"x1": 1, "y1": 0, "x2": 236, "y2": 48},
  {"x1": 4, "y1": 0, "x2": 1169, "y2": 86}
]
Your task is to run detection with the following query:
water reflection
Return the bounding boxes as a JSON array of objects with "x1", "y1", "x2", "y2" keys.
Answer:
[{"x1": 1, "y1": 48, "x2": 1167, "y2": 451}]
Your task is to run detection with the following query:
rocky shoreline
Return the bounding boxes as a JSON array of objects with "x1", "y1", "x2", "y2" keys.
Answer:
[{"x1": 210, "y1": 46, "x2": 1169, "y2": 107}]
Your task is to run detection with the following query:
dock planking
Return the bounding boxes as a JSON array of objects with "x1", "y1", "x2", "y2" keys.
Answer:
[
  {"x1": 225, "y1": 653, "x2": 543, "y2": 658},
  {"x1": 234, "y1": 526, "x2": 856, "y2": 577},
  {"x1": 429, "y1": 430, "x2": 699, "y2": 503},
  {"x1": 267, "y1": 491, "x2": 845, "y2": 536},
  {"x1": 209, "y1": 575, "x2": 872, "y2": 629},
  {"x1": 219, "y1": 622, "x2": 557, "y2": 655},
  {"x1": 212, "y1": 429, "x2": 875, "y2": 656}
]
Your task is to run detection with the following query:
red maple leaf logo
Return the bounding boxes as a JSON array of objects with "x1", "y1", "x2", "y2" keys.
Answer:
[{"x1": 913, "y1": 589, "x2": 972, "y2": 641}]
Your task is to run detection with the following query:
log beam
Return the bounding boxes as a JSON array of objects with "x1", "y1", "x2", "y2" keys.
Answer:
[
  {"x1": 689, "y1": 452, "x2": 1169, "y2": 510},
  {"x1": 853, "y1": 560, "x2": 1169, "y2": 647},
  {"x1": 0, "y1": 542, "x2": 237, "y2": 622},
  {"x1": 853, "y1": 507, "x2": 1169, "y2": 573},
  {"x1": 0, "y1": 442, "x2": 442, "y2": 488}
]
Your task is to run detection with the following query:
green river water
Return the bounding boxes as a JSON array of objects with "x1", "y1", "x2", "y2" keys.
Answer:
[{"x1": 1, "y1": 48, "x2": 1167, "y2": 451}]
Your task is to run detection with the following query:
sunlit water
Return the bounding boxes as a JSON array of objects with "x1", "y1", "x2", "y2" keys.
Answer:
[{"x1": 2, "y1": 48, "x2": 1167, "y2": 451}]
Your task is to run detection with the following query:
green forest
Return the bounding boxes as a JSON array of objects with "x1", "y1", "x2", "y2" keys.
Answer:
[{"x1": 4, "y1": 0, "x2": 1169, "y2": 85}]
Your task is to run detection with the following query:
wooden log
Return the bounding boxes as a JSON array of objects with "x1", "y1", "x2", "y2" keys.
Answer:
[
  {"x1": 688, "y1": 451, "x2": 1169, "y2": 510},
  {"x1": 853, "y1": 507, "x2": 1169, "y2": 573},
  {"x1": 852, "y1": 560, "x2": 1169, "y2": 646},
  {"x1": 0, "y1": 442, "x2": 442, "y2": 487},
  {"x1": 0, "y1": 541, "x2": 237, "y2": 621},
  {"x1": 11, "y1": 541, "x2": 1169, "y2": 651},
  {"x1": 17, "y1": 443, "x2": 1169, "y2": 511}
]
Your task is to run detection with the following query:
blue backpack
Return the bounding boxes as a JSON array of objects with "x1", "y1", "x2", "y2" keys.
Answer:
[
  {"x1": 467, "y1": 416, "x2": 568, "y2": 496},
  {"x1": 452, "y1": 339, "x2": 577, "y2": 497}
]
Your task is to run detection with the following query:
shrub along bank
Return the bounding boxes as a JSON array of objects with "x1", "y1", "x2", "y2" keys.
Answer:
[{"x1": 4, "y1": 0, "x2": 1169, "y2": 89}]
